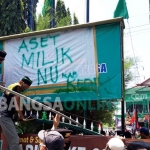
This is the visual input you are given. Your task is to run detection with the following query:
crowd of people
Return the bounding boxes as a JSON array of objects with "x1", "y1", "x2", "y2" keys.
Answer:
[
  {"x1": 101, "y1": 125, "x2": 150, "y2": 150},
  {"x1": 104, "y1": 135, "x2": 150, "y2": 150},
  {"x1": 101, "y1": 126, "x2": 150, "y2": 139},
  {"x1": 97, "y1": 121, "x2": 150, "y2": 150}
]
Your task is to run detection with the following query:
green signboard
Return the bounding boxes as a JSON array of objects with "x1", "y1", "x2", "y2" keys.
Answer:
[{"x1": 1, "y1": 18, "x2": 124, "y2": 102}]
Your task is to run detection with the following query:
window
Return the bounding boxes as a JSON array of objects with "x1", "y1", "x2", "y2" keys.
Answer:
[{"x1": 126, "y1": 102, "x2": 133, "y2": 113}]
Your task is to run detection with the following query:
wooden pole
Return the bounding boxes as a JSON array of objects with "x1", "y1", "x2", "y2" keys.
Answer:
[{"x1": 0, "y1": 85, "x2": 83, "y2": 127}]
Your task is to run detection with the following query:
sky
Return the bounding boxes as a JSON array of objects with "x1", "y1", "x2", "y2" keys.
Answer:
[{"x1": 36, "y1": 0, "x2": 150, "y2": 87}]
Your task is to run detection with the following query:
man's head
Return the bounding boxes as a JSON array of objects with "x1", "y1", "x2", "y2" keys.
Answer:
[
  {"x1": 20, "y1": 76, "x2": 32, "y2": 92},
  {"x1": 0, "y1": 51, "x2": 7, "y2": 63},
  {"x1": 105, "y1": 137, "x2": 125, "y2": 150},
  {"x1": 38, "y1": 130, "x2": 64, "y2": 150},
  {"x1": 140, "y1": 127, "x2": 149, "y2": 139}
]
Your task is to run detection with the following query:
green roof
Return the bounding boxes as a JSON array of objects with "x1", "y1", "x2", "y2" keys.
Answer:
[
  {"x1": 125, "y1": 86, "x2": 150, "y2": 101},
  {"x1": 125, "y1": 86, "x2": 149, "y2": 94}
]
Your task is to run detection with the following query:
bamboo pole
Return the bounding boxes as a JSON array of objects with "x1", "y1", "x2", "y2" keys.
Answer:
[{"x1": 0, "y1": 85, "x2": 83, "y2": 127}]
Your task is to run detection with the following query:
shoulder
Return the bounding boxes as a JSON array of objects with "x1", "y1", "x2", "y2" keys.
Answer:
[{"x1": 7, "y1": 83, "x2": 21, "y2": 94}]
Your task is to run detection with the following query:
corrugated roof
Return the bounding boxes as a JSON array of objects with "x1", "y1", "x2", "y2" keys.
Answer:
[{"x1": 125, "y1": 86, "x2": 150, "y2": 94}]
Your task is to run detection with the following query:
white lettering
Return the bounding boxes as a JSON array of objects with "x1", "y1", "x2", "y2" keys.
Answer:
[
  {"x1": 21, "y1": 97, "x2": 30, "y2": 111},
  {"x1": 43, "y1": 97, "x2": 52, "y2": 111},
  {"x1": 53, "y1": 97, "x2": 63, "y2": 111},
  {"x1": 26, "y1": 144, "x2": 33, "y2": 150},
  {"x1": 131, "y1": 94, "x2": 147, "y2": 100},
  {"x1": 31, "y1": 97, "x2": 42, "y2": 111},
  {"x1": 0, "y1": 97, "x2": 8, "y2": 111},
  {"x1": 78, "y1": 147, "x2": 86, "y2": 150}
]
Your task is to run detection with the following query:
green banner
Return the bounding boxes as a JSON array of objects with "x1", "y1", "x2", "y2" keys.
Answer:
[
  {"x1": 3, "y1": 20, "x2": 123, "y2": 102},
  {"x1": 95, "y1": 23, "x2": 122, "y2": 99}
]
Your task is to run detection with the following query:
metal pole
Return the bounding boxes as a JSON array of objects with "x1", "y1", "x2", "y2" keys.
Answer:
[
  {"x1": 84, "y1": 0, "x2": 90, "y2": 126},
  {"x1": 30, "y1": 0, "x2": 33, "y2": 30},
  {"x1": 121, "y1": 99, "x2": 125, "y2": 132},
  {"x1": 86, "y1": 0, "x2": 89, "y2": 22},
  {"x1": 50, "y1": 0, "x2": 55, "y2": 28},
  {"x1": 0, "y1": 85, "x2": 83, "y2": 127}
]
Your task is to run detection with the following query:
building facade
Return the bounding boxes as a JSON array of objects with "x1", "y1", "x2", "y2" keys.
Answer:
[{"x1": 115, "y1": 78, "x2": 150, "y2": 127}]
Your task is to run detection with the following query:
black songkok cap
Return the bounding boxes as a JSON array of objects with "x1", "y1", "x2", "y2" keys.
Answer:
[
  {"x1": 0, "y1": 51, "x2": 7, "y2": 59},
  {"x1": 21, "y1": 76, "x2": 32, "y2": 86}
]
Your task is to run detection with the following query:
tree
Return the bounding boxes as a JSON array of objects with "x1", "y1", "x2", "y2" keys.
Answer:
[
  {"x1": 0, "y1": 0, "x2": 39, "y2": 36},
  {"x1": 36, "y1": 14, "x2": 51, "y2": 30},
  {"x1": 55, "y1": 0, "x2": 71, "y2": 27},
  {"x1": 67, "y1": 8, "x2": 72, "y2": 25},
  {"x1": 0, "y1": 0, "x2": 26, "y2": 36},
  {"x1": 56, "y1": 0, "x2": 67, "y2": 19},
  {"x1": 124, "y1": 57, "x2": 134, "y2": 87},
  {"x1": 36, "y1": 0, "x2": 79, "y2": 29},
  {"x1": 22, "y1": 0, "x2": 39, "y2": 31},
  {"x1": 73, "y1": 13, "x2": 79, "y2": 25}
]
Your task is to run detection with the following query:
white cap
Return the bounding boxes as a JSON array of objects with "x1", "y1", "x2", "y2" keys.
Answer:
[{"x1": 108, "y1": 137, "x2": 124, "y2": 150}]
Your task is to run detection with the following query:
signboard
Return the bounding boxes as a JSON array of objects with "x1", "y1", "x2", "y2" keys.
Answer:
[
  {"x1": 2, "y1": 134, "x2": 150, "y2": 150},
  {"x1": 1, "y1": 134, "x2": 111, "y2": 150},
  {"x1": 1, "y1": 19, "x2": 124, "y2": 101}
]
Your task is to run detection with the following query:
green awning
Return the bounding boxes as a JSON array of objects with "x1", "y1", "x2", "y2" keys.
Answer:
[{"x1": 125, "y1": 86, "x2": 150, "y2": 101}]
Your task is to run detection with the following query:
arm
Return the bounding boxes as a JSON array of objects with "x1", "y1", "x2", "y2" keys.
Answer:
[
  {"x1": 51, "y1": 114, "x2": 61, "y2": 130},
  {"x1": 39, "y1": 142, "x2": 47, "y2": 150},
  {"x1": 39, "y1": 114, "x2": 61, "y2": 150},
  {"x1": 103, "y1": 143, "x2": 109, "y2": 150}
]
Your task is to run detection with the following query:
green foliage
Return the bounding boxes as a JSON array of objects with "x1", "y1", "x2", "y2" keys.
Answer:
[
  {"x1": 67, "y1": 8, "x2": 72, "y2": 25},
  {"x1": 88, "y1": 101, "x2": 115, "y2": 126},
  {"x1": 18, "y1": 121, "x2": 43, "y2": 134},
  {"x1": 0, "y1": 0, "x2": 39, "y2": 36},
  {"x1": 63, "y1": 100, "x2": 115, "y2": 130},
  {"x1": 56, "y1": 0, "x2": 67, "y2": 19},
  {"x1": 36, "y1": 14, "x2": 51, "y2": 30},
  {"x1": 55, "y1": 16, "x2": 72, "y2": 27},
  {"x1": 24, "y1": 26, "x2": 31, "y2": 33},
  {"x1": 91, "y1": 109, "x2": 115, "y2": 126},
  {"x1": 36, "y1": 0, "x2": 79, "y2": 29},
  {"x1": 0, "y1": 0, "x2": 26, "y2": 36},
  {"x1": 73, "y1": 13, "x2": 79, "y2": 25},
  {"x1": 55, "y1": 0, "x2": 71, "y2": 27},
  {"x1": 124, "y1": 57, "x2": 134, "y2": 87}
]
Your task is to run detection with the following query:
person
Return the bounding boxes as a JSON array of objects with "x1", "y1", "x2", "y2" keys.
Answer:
[
  {"x1": 99, "y1": 122, "x2": 106, "y2": 135},
  {"x1": 0, "y1": 50, "x2": 7, "y2": 64},
  {"x1": 116, "y1": 130, "x2": 124, "y2": 137},
  {"x1": 109, "y1": 130, "x2": 115, "y2": 136},
  {"x1": 124, "y1": 129, "x2": 132, "y2": 138},
  {"x1": 143, "y1": 115, "x2": 149, "y2": 128},
  {"x1": 135, "y1": 130, "x2": 141, "y2": 139},
  {"x1": 125, "y1": 114, "x2": 131, "y2": 125},
  {"x1": 139, "y1": 127, "x2": 149, "y2": 139},
  {"x1": 103, "y1": 136, "x2": 125, "y2": 150},
  {"x1": 127, "y1": 141, "x2": 150, "y2": 150},
  {"x1": 0, "y1": 76, "x2": 32, "y2": 150},
  {"x1": 38, "y1": 114, "x2": 65, "y2": 150},
  {"x1": 0, "y1": 50, "x2": 7, "y2": 85}
]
